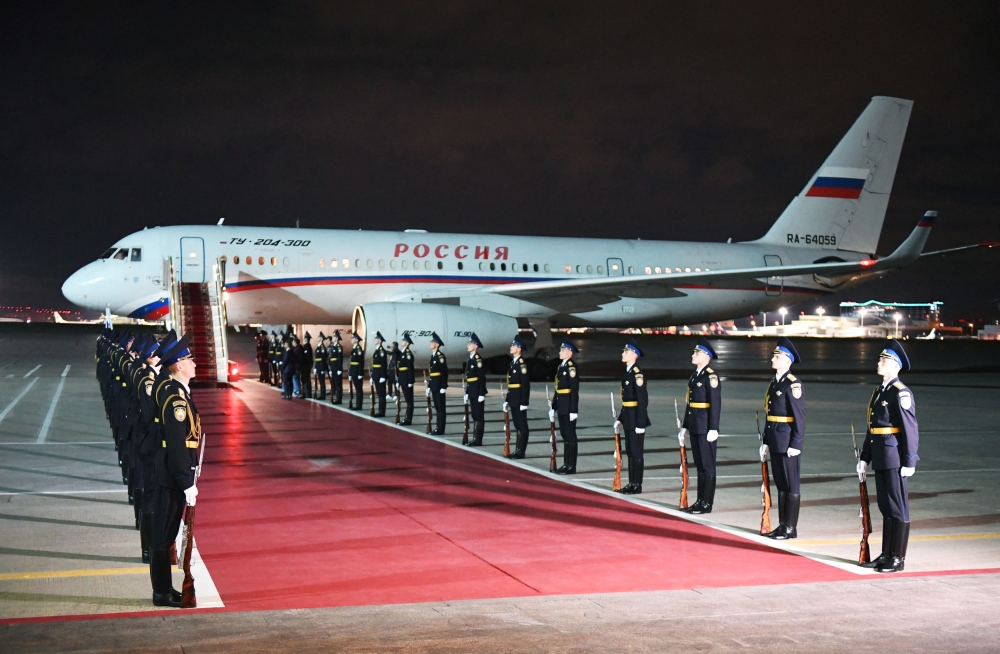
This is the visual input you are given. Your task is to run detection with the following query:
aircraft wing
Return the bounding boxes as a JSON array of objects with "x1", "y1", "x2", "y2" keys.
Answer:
[{"x1": 487, "y1": 211, "x2": 944, "y2": 313}]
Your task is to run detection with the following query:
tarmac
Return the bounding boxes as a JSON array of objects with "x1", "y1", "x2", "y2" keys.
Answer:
[{"x1": 2, "y1": 324, "x2": 999, "y2": 652}]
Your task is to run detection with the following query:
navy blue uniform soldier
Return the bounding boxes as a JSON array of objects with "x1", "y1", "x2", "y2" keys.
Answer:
[
  {"x1": 371, "y1": 332, "x2": 388, "y2": 417},
  {"x1": 329, "y1": 331, "x2": 344, "y2": 404},
  {"x1": 859, "y1": 340, "x2": 919, "y2": 573},
  {"x1": 398, "y1": 334, "x2": 416, "y2": 424},
  {"x1": 428, "y1": 332, "x2": 448, "y2": 434},
  {"x1": 314, "y1": 333, "x2": 329, "y2": 400},
  {"x1": 551, "y1": 341, "x2": 580, "y2": 474},
  {"x1": 149, "y1": 336, "x2": 201, "y2": 608},
  {"x1": 464, "y1": 333, "x2": 488, "y2": 446},
  {"x1": 680, "y1": 337, "x2": 722, "y2": 514},
  {"x1": 616, "y1": 338, "x2": 650, "y2": 494},
  {"x1": 762, "y1": 337, "x2": 806, "y2": 540},
  {"x1": 505, "y1": 336, "x2": 531, "y2": 459},
  {"x1": 348, "y1": 332, "x2": 365, "y2": 410},
  {"x1": 300, "y1": 332, "x2": 314, "y2": 399}
]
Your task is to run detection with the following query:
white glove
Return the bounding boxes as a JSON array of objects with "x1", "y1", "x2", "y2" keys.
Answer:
[
  {"x1": 184, "y1": 486, "x2": 198, "y2": 506},
  {"x1": 787, "y1": 447, "x2": 801, "y2": 457},
  {"x1": 478, "y1": 395, "x2": 485, "y2": 402},
  {"x1": 519, "y1": 405, "x2": 528, "y2": 411},
  {"x1": 635, "y1": 428, "x2": 645, "y2": 434},
  {"x1": 901, "y1": 466, "x2": 916, "y2": 478},
  {"x1": 856, "y1": 460, "x2": 867, "y2": 481},
  {"x1": 759, "y1": 444, "x2": 768, "y2": 462},
  {"x1": 425, "y1": 387, "x2": 431, "y2": 396},
  {"x1": 440, "y1": 388, "x2": 447, "y2": 394},
  {"x1": 463, "y1": 394, "x2": 469, "y2": 403},
  {"x1": 380, "y1": 378, "x2": 386, "y2": 384},
  {"x1": 408, "y1": 384, "x2": 413, "y2": 388},
  {"x1": 677, "y1": 428, "x2": 688, "y2": 446},
  {"x1": 614, "y1": 420, "x2": 622, "y2": 432},
  {"x1": 503, "y1": 401, "x2": 509, "y2": 412},
  {"x1": 569, "y1": 413, "x2": 577, "y2": 421},
  {"x1": 707, "y1": 429, "x2": 719, "y2": 443},
  {"x1": 548, "y1": 409, "x2": 556, "y2": 422}
]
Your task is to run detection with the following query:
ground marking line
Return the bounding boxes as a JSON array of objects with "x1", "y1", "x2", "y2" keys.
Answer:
[
  {"x1": 23, "y1": 365, "x2": 41, "y2": 379},
  {"x1": 797, "y1": 533, "x2": 1000, "y2": 546},
  {"x1": 0, "y1": 441, "x2": 112, "y2": 446},
  {"x1": 575, "y1": 468, "x2": 1000, "y2": 483},
  {"x1": 36, "y1": 365, "x2": 71, "y2": 443},
  {"x1": 0, "y1": 489, "x2": 127, "y2": 496},
  {"x1": 0, "y1": 378, "x2": 40, "y2": 426},
  {"x1": 0, "y1": 566, "x2": 167, "y2": 581}
]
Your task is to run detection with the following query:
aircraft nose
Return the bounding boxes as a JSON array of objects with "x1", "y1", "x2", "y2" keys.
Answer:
[{"x1": 62, "y1": 263, "x2": 104, "y2": 310}]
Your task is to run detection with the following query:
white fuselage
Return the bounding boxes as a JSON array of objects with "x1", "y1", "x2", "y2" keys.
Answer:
[{"x1": 63, "y1": 225, "x2": 864, "y2": 326}]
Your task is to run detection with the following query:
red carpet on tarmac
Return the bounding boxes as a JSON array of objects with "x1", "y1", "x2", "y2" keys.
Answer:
[{"x1": 194, "y1": 382, "x2": 855, "y2": 612}]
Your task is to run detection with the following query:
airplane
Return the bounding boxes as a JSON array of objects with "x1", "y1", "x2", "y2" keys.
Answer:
[{"x1": 62, "y1": 96, "x2": 995, "y2": 366}]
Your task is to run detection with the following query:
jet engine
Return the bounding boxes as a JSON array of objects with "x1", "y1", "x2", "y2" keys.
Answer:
[{"x1": 352, "y1": 303, "x2": 518, "y2": 366}]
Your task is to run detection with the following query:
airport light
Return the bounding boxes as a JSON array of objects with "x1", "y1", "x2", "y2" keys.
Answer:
[
  {"x1": 859, "y1": 308, "x2": 867, "y2": 327},
  {"x1": 779, "y1": 307, "x2": 787, "y2": 326},
  {"x1": 816, "y1": 306, "x2": 825, "y2": 316},
  {"x1": 894, "y1": 312, "x2": 902, "y2": 338}
]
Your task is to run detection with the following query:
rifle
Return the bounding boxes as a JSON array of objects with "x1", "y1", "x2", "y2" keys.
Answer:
[
  {"x1": 462, "y1": 379, "x2": 470, "y2": 445},
  {"x1": 755, "y1": 411, "x2": 772, "y2": 535},
  {"x1": 853, "y1": 424, "x2": 873, "y2": 564},
  {"x1": 179, "y1": 432, "x2": 206, "y2": 608},
  {"x1": 674, "y1": 399, "x2": 689, "y2": 510},
  {"x1": 501, "y1": 382, "x2": 511, "y2": 457},
  {"x1": 610, "y1": 393, "x2": 622, "y2": 491},
  {"x1": 546, "y1": 384, "x2": 557, "y2": 472},
  {"x1": 369, "y1": 366, "x2": 376, "y2": 417},
  {"x1": 395, "y1": 381, "x2": 401, "y2": 424},
  {"x1": 424, "y1": 372, "x2": 432, "y2": 434}
]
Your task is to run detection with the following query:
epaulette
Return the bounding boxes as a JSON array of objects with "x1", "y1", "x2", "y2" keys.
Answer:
[
  {"x1": 568, "y1": 361, "x2": 575, "y2": 367},
  {"x1": 705, "y1": 367, "x2": 713, "y2": 374},
  {"x1": 787, "y1": 374, "x2": 797, "y2": 382},
  {"x1": 893, "y1": 381, "x2": 906, "y2": 390},
  {"x1": 633, "y1": 365, "x2": 640, "y2": 373}
]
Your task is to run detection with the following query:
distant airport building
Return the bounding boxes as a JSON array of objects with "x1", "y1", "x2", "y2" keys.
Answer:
[{"x1": 839, "y1": 301, "x2": 943, "y2": 335}]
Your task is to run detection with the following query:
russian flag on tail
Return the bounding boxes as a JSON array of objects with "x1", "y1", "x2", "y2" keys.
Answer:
[{"x1": 805, "y1": 167, "x2": 869, "y2": 199}]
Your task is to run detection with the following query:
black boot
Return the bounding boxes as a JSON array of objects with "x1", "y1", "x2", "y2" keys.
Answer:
[
  {"x1": 624, "y1": 459, "x2": 643, "y2": 494},
  {"x1": 691, "y1": 475, "x2": 716, "y2": 513},
  {"x1": 773, "y1": 493, "x2": 800, "y2": 540},
  {"x1": 140, "y1": 512, "x2": 153, "y2": 564},
  {"x1": 863, "y1": 517, "x2": 893, "y2": 568},
  {"x1": 507, "y1": 430, "x2": 527, "y2": 458},
  {"x1": 877, "y1": 520, "x2": 909, "y2": 573},
  {"x1": 765, "y1": 491, "x2": 787, "y2": 538},
  {"x1": 469, "y1": 420, "x2": 484, "y2": 446},
  {"x1": 150, "y1": 549, "x2": 180, "y2": 607}
]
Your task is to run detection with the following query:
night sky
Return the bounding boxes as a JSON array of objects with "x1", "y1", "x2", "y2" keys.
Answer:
[{"x1": 2, "y1": 2, "x2": 998, "y2": 320}]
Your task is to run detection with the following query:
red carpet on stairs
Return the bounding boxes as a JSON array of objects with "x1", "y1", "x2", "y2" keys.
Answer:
[{"x1": 194, "y1": 382, "x2": 854, "y2": 612}]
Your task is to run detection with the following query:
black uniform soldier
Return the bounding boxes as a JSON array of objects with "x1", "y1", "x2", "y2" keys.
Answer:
[
  {"x1": 256, "y1": 331, "x2": 270, "y2": 383},
  {"x1": 329, "y1": 330, "x2": 344, "y2": 404},
  {"x1": 679, "y1": 337, "x2": 722, "y2": 514},
  {"x1": 269, "y1": 332, "x2": 281, "y2": 386},
  {"x1": 349, "y1": 332, "x2": 365, "y2": 410},
  {"x1": 314, "y1": 332, "x2": 329, "y2": 400},
  {"x1": 371, "y1": 331, "x2": 388, "y2": 417},
  {"x1": 149, "y1": 336, "x2": 201, "y2": 608},
  {"x1": 615, "y1": 338, "x2": 650, "y2": 494},
  {"x1": 762, "y1": 337, "x2": 806, "y2": 540},
  {"x1": 136, "y1": 332, "x2": 175, "y2": 564},
  {"x1": 398, "y1": 333, "x2": 416, "y2": 424},
  {"x1": 428, "y1": 332, "x2": 448, "y2": 434},
  {"x1": 859, "y1": 340, "x2": 919, "y2": 573},
  {"x1": 504, "y1": 336, "x2": 531, "y2": 459},
  {"x1": 280, "y1": 339, "x2": 298, "y2": 400},
  {"x1": 300, "y1": 332, "x2": 314, "y2": 399},
  {"x1": 464, "y1": 333, "x2": 488, "y2": 446},
  {"x1": 551, "y1": 341, "x2": 580, "y2": 474},
  {"x1": 387, "y1": 342, "x2": 399, "y2": 402}
]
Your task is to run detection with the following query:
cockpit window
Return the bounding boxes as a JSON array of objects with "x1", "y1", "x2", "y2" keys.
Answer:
[
  {"x1": 100, "y1": 248, "x2": 117, "y2": 259},
  {"x1": 112, "y1": 249, "x2": 128, "y2": 260},
  {"x1": 131, "y1": 248, "x2": 142, "y2": 262}
]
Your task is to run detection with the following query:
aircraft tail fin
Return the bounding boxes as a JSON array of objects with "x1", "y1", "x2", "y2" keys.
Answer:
[{"x1": 753, "y1": 96, "x2": 913, "y2": 254}]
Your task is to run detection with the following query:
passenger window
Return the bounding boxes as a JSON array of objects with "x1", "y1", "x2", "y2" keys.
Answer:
[
  {"x1": 500, "y1": 263, "x2": 506, "y2": 271},
  {"x1": 319, "y1": 258, "x2": 325, "y2": 267},
  {"x1": 437, "y1": 261, "x2": 443, "y2": 270},
  {"x1": 628, "y1": 266, "x2": 634, "y2": 274},
  {"x1": 343, "y1": 259, "x2": 350, "y2": 268},
  {"x1": 282, "y1": 257, "x2": 290, "y2": 266},
  {"x1": 586, "y1": 265, "x2": 593, "y2": 274},
  {"x1": 458, "y1": 262, "x2": 464, "y2": 270},
  {"x1": 271, "y1": 257, "x2": 277, "y2": 266},
  {"x1": 258, "y1": 256, "x2": 264, "y2": 265},
  {"x1": 220, "y1": 255, "x2": 227, "y2": 263},
  {"x1": 597, "y1": 265, "x2": 604, "y2": 274},
  {"x1": 490, "y1": 262, "x2": 496, "y2": 271},
  {"x1": 479, "y1": 262, "x2": 486, "y2": 271},
  {"x1": 233, "y1": 256, "x2": 240, "y2": 264},
  {"x1": 100, "y1": 248, "x2": 116, "y2": 259},
  {"x1": 113, "y1": 249, "x2": 128, "y2": 260},
  {"x1": 401, "y1": 260, "x2": 408, "y2": 269},
  {"x1": 575, "y1": 265, "x2": 582, "y2": 273},
  {"x1": 331, "y1": 259, "x2": 339, "y2": 268},
  {"x1": 533, "y1": 264, "x2": 539, "y2": 272},
  {"x1": 543, "y1": 264, "x2": 550, "y2": 272},
  {"x1": 131, "y1": 248, "x2": 142, "y2": 262}
]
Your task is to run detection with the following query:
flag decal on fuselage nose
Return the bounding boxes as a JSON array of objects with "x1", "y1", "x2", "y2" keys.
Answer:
[{"x1": 804, "y1": 167, "x2": 869, "y2": 199}]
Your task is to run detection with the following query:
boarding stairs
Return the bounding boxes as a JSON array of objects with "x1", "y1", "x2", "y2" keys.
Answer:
[{"x1": 164, "y1": 257, "x2": 230, "y2": 385}]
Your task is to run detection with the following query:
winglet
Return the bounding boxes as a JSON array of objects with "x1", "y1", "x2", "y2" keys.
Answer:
[{"x1": 875, "y1": 211, "x2": 936, "y2": 268}]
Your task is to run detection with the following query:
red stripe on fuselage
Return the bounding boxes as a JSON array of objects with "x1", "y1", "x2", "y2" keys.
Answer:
[{"x1": 805, "y1": 187, "x2": 863, "y2": 199}]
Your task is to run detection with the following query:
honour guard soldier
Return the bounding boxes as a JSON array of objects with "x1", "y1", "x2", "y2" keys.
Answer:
[
  {"x1": 300, "y1": 332, "x2": 314, "y2": 399},
  {"x1": 615, "y1": 338, "x2": 650, "y2": 494},
  {"x1": 255, "y1": 330, "x2": 270, "y2": 383},
  {"x1": 551, "y1": 341, "x2": 580, "y2": 474},
  {"x1": 371, "y1": 332, "x2": 388, "y2": 417},
  {"x1": 349, "y1": 332, "x2": 365, "y2": 410},
  {"x1": 329, "y1": 330, "x2": 344, "y2": 404},
  {"x1": 464, "y1": 333, "x2": 488, "y2": 446},
  {"x1": 280, "y1": 338, "x2": 298, "y2": 399},
  {"x1": 387, "y1": 341, "x2": 399, "y2": 402},
  {"x1": 504, "y1": 336, "x2": 531, "y2": 459},
  {"x1": 858, "y1": 340, "x2": 919, "y2": 572},
  {"x1": 428, "y1": 333, "x2": 448, "y2": 434},
  {"x1": 398, "y1": 333, "x2": 416, "y2": 424},
  {"x1": 269, "y1": 331, "x2": 281, "y2": 386},
  {"x1": 679, "y1": 337, "x2": 722, "y2": 513},
  {"x1": 761, "y1": 337, "x2": 806, "y2": 539},
  {"x1": 314, "y1": 333, "x2": 329, "y2": 400},
  {"x1": 149, "y1": 335, "x2": 201, "y2": 608}
]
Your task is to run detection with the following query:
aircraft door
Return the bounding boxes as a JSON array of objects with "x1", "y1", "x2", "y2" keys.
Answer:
[
  {"x1": 764, "y1": 255, "x2": 783, "y2": 296},
  {"x1": 180, "y1": 237, "x2": 206, "y2": 283},
  {"x1": 607, "y1": 258, "x2": 624, "y2": 277}
]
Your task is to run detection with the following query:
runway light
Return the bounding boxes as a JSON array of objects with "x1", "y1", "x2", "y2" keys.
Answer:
[{"x1": 816, "y1": 306, "x2": 825, "y2": 316}]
